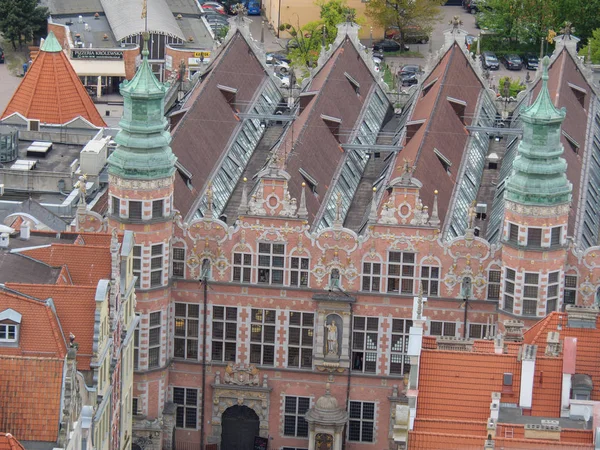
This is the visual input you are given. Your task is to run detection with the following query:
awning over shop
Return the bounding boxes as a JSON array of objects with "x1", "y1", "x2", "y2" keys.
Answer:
[{"x1": 70, "y1": 59, "x2": 126, "y2": 77}]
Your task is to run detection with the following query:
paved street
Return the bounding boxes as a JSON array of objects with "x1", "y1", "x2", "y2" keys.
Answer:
[{"x1": 0, "y1": 61, "x2": 22, "y2": 114}]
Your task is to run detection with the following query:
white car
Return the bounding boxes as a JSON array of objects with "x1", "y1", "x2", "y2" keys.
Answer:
[
  {"x1": 266, "y1": 57, "x2": 289, "y2": 73},
  {"x1": 275, "y1": 72, "x2": 290, "y2": 88}
]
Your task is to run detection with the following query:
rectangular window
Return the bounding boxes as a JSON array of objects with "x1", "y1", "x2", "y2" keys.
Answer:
[
  {"x1": 150, "y1": 244, "x2": 163, "y2": 287},
  {"x1": 523, "y1": 272, "x2": 539, "y2": 316},
  {"x1": 527, "y1": 228, "x2": 542, "y2": 247},
  {"x1": 348, "y1": 401, "x2": 375, "y2": 443},
  {"x1": 387, "y1": 252, "x2": 415, "y2": 294},
  {"x1": 547, "y1": 271, "x2": 559, "y2": 314},
  {"x1": 429, "y1": 321, "x2": 456, "y2": 337},
  {"x1": 352, "y1": 316, "x2": 378, "y2": 373},
  {"x1": 132, "y1": 397, "x2": 139, "y2": 415},
  {"x1": 148, "y1": 312, "x2": 161, "y2": 368},
  {"x1": 212, "y1": 306, "x2": 237, "y2": 362},
  {"x1": 390, "y1": 318, "x2": 412, "y2": 375},
  {"x1": 129, "y1": 201, "x2": 142, "y2": 220},
  {"x1": 290, "y1": 257, "x2": 309, "y2": 287},
  {"x1": 564, "y1": 275, "x2": 577, "y2": 306},
  {"x1": 133, "y1": 326, "x2": 139, "y2": 370},
  {"x1": 152, "y1": 199, "x2": 164, "y2": 219},
  {"x1": 362, "y1": 262, "x2": 381, "y2": 292},
  {"x1": 174, "y1": 303, "x2": 199, "y2": 360},
  {"x1": 508, "y1": 223, "x2": 519, "y2": 243},
  {"x1": 487, "y1": 270, "x2": 501, "y2": 300},
  {"x1": 133, "y1": 245, "x2": 141, "y2": 289},
  {"x1": 504, "y1": 268, "x2": 515, "y2": 313},
  {"x1": 420, "y1": 265, "x2": 439, "y2": 296},
  {"x1": 0, "y1": 324, "x2": 17, "y2": 342},
  {"x1": 469, "y1": 323, "x2": 494, "y2": 339},
  {"x1": 250, "y1": 309, "x2": 276, "y2": 366},
  {"x1": 112, "y1": 197, "x2": 120, "y2": 216},
  {"x1": 173, "y1": 387, "x2": 198, "y2": 429},
  {"x1": 283, "y1": 396, "x2": 310, "y2": 437},
  {"x1": 258, "y1": 243, "x2": 285, "y2": 285},
  {"x1": 551, "y1": 227, "x2": 561, "y2": 246},
  {"x1": 288, "y1": 312, "x2": 313, "y2": 369},
  {"x1": 233, "y1": 252, "x2": 252, "y2": 283},
  {"x1": 172, "y1": 247, "x2": 185, "y2": 278}
]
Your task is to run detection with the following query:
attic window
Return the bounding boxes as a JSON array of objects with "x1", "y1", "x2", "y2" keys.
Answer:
[
  {"x1": 176, "y1": 161, "x2": 193, "y2": 183},
  {"x1": 422, "y1": 77, "x2": 438, "y2": 97},
  {"x1": 217, "y1": 84, "x2": 238, "y2": 106},
  {"x1": 503, "y1": 373, "x2": 513, "y2": 386},
  {"x1": 321, "y1": 114, "x2": 342, "y2": 141},
  {"x1": 562, "y1": 130, "x2": 580, "y2": 154},
  {"x1": 568, "y1": 82, "x2": 587, "y2": 108},
  {"x1": 299, "y1": 91, "x2": 318, "y2": 113},
  {"x1": 0, "y1": 309, "x2": 21, "y2": 343},
  {"x1": 447, "y1": 96, "x2": 467, "y2": 124},
  {"x1": 344, "y1": 72, "x2": 360, "y2": 95},
  {"x1": 434, "y1": 148, "x2": 452, "y2": 174},
  {"x1": 299, "y1": 168, "x2": 318, "y2": 193},
  {"x1": 405, "y1": 119, "x2": 425, "y2": 144}
]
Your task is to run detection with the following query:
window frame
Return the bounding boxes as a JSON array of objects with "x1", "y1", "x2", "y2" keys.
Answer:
[
  {"x1": 564, "y1": 275, "x2": 577, "y2": 306},
  {"x1": 283, "y1": 396, "x2": 310, "y2": 438},
  {"x1": 348, "y1": 401, "x2": 375, "y2": 443},
  {"x1": 211, "y1": 306, "x2": 238, "y2": 362},
  {"x1": 487, "y1": 269, "x2": 501, "y2": 300},
  {"x1": 150, "y1": 244, "x2": 164, "y2": 287},
  {"x1": 429, "y1": 321, "x2": 456, "y2": 337},
  {"x1": 173, "y1": 387, "x2": 198, "y2": 430},
  {"x1": 133, "y1": 245, "x2": 142, "y2": 288},
  {"x1": 257, "y1": 242, "x2": 285, "y2": 285},
  {"x1": 290, "y1": 256, "x2": 309, "y2": 287},
  {"x1": 152, "y1": 199, "x2": 164, "y2": 219},
  {"x1": 362, "y1": 261, "x2": 382, "y2": 292},
  {"x1": 129, "y1": 200, "x2": 142, "y2": 220},
  {"x1": 249, "y1": 308, "x2": 276, "y2": 366},
  {"x1": 387, "y1": 251, "x2": 416, "y2": 294},
  {"x1": 173, "y1": 303, "x2": 200, "y2": 361},
  {"x1": 0, "y1": 323, "x2": 18, "y2": 342},
  {"x1": 232, "y1": 251, "x2": 252, "y2": 283},
  {"x1": 287, "y1": 311, "x2": 314, "y2": 369},
  {"x1": 504, "y1": 268, "x2": 516, "y2": 313},
  {"x1": 420, "y1": 265, "x2": 439, "y2": 297},
  {"x1": 390, "y1": 318, "x2": 412, "y2": 376},
  {"x1": 352, "y1": 316, "x2": 379, "y2": 373},
  {"x1": 172, "y1": 247, "x2": 185, "y2": 278},
  {"x1": 148, "y1": 311, "x2": 161, "y2": 369}
]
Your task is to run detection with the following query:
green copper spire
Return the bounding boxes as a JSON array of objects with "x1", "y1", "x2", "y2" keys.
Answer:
[
  {"x1": 505, "y1": 56, "x2": 572, "y2": 206},
  {"x1": 41, "y1": 31, "x2": 63, "y2": 53},
  {"x1": 108, "y1": 33, "x2": 177, "y2": 179}
]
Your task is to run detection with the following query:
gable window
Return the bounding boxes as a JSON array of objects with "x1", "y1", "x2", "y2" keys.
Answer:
[
  {"x1": 258, "y1": 243, "x2": 285, "y2": 285},
  {"x1": 152, "y1": 199, "x2": 164, "y2": 219},
  {"x1": 284, "y1": 396, "x2": 310, "y2": 437},
  {"x1": 527, "y1": 228, "x2": 542, "y2": 247},
  {"x1": 487, "y1": 270, "x2": 501, "y2": 300},
  {"x1": 568, "y1": 82, "x2": 587, "y2": 108},
  {"x1": 172, "y1": 247, "x2": 185, "y2": 278},
  {"x1": 362, "y1": 262, "x2": 381, "y2": 292},
  {"x1": 420, "y1": 265, "x2": 439, "y2": 296},
  {"x1": 523, "y1": 272, "x2": 539, "y2": 316},
  {"x1": 504, "y1": 268, "x2": 515, "y2": 313},
  {"x1": 547, "y1": 271, "x2": 559, "y2": 314},
  {"x1": 390, "y1": 318, "x2": 411, "y2": 375},
  {"x1": 429, "y1": 321, "x2": 456, "y2": 337},
  {"x1": 150, "y1": 244, "x2": 163, "y2": 287},
  {"x1": 0, "y1": 324, "x2": 17, "y2": 342},
  {"x1": 212, "y1": 306, "x2": 237, "y2": 362},
  {"x1": 348, "y1": 401, "x2": 375, "y2": 443},
  {"x1": 173, "y1": 387, "x2": 198, "y2": 429},
  {"x1": 288, "y1": 312, "x2": 313, "y2": 369},
  {"x1": 250, "y1": 309, "x2": 276, "y2": 366},
  {"x1": 290, "y1": 257, "x2": 309, "y2": 287},
  {"x1": 564, "y1": 275, "x2": 577, "y2": 306},
  {"x1": 387, "y1": 252, "x2": 415, "y2": 294},
  {"x1": 174, "y1": 303, "x2": 199, "y2": 360},
  {"x1": 129, "y1": 201, "x2": 142, "y2": 220},
  {"x1": 352, "y1": 316, "x2": 378, "y2": 373},
  {"x1": 148, "y1": 312, "x2": 161, "y2": 369},
  {"x1": 551, "y1": 227, "x2": 561, "y2": 246},
  {"x1": 233, "y1": 252, "x2": 252, "y2": 283}
]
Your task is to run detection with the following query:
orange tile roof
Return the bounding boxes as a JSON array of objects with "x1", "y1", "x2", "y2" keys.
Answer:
[
  {"x1": 408, "y1": 431, "x2": 485, "y2": 449},
  {"x1": 418, "y1": 349, "x2": 521, "y2": 421},
  {"x1": 17, "y1": 244, "x2": 111, "y2": 285},
  {"x1": 5, "y1": 284, "x2": 98, "y2": 370},
  {"x1": 0, "y1": 43, "x2": 106, "y2": 127},
  {"x1": 0, "y1": 433, "x2": 25, "y2": 450},
  {"x1": 0, "y1": 291, "x2": 66, "y2": 358},
  {"x1": 531, "y1": 356, "x2": 562, "y2": 417},
  {"x1": 0, "y1": 356, "x2": 63, "y2": 442}
]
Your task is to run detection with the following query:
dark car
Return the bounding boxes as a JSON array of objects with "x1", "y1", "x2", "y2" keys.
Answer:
[
  {"x1": 266, "y1": 52, "x2": 291, "y2": 64},
  {"x1": 373, "y1": 39, "x2": 401, "y2": 52},
  {"x1": 481, "y1": 51, "x2": 499, "y2": 70},
  {"x1": 522, "y1": 53, "x2": 538, "y2": 70},
  {"x1": 0, "y1": 47, "x2": 3, "y2": 64},
  {"x1": 399, "y1": 64, "x2": 422, "y2": 86},
  {"x1": 502, "y1": 53, "x2": 523, "y2": 70},
  {"x1": 372, "y1": 49, "x2": 384, "y2": 60}
]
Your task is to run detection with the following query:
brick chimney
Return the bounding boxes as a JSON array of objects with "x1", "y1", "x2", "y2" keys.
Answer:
[
  {"x1": 519, "y1": 344, "x2": 538, "y2": 413},
  {"x1": 561, "y1": 337, "x2": 577, "y2": 418}
]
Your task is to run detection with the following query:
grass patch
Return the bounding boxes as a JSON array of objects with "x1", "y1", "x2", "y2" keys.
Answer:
[
  {"x1": 382, "y1": 63, "x2": 395, "y2": 89},
  {"x1": 384, "y1": 50, "x2": 424, "y2": 58}
]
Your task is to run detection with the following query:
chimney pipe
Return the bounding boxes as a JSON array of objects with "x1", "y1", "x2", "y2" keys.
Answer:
[
  {"x1": 519, "y1": 344, "x2": 537, "y2": 411},
  {"x1": 0, "y1": 232, "x2": 9, "y2": 248},
  {"x1": 20, "y1": 221, "x2": 30, "y2": 240},
  {"x1": 561, "y1": 337, "x2": 577, "y2": 417}
]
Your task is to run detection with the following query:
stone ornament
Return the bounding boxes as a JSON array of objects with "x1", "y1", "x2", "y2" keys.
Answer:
[{"x1": 223, "y1": 363, "x2": 260, "y2": 386}]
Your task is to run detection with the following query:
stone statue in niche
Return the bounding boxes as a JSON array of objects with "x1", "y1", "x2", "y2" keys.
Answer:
[
  {"x1": 324, "y1": 314, "x2": 342, "y2": 358},
  {"x1": 316, "y1": 433, "x2": 333, "y2": 450}
]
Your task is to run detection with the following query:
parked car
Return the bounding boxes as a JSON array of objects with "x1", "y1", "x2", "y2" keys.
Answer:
[
  {"x1": 399, "y1": 64, "x2": 422, "y2": 86},
  {"x1": 502, "y1": 53, "x2": 523, "y2": 70},
  {"x1": 266, "y1": 56, "x2": 289, "y2": 74},
  {"x1": 373, "y1": 39, "x2": 401, "y2": 52},
  {"x1": 275, "y1": 72, "x2": 290, "y2": 88},
  {"x1": 0, "y1": 47, "x2": 3, "y2": 64},
  {"x1": 204, "y1": 14, "x2": 229, "y2": 25},
  {"x1": 522, "y1": 53, "x2": 539, "y2": 70},
  {"x1": 246, "y1": 0, "x2": 260, "y2": 15},
  {"x1": 464, "y1": 0, "x2": 478, "y2": 13},
  {"x1": 386, "y1": 26, "x2": 429, "y2": 44},
  {"x1": 202, "y1": 3, "x2": 226, "y2": 14},
  {"x1": 481, "y1": 51, "x2": 499, "y2": 70},
  {"x1": 266, "y1": 52, "x2": 290, "y2": 64},
  {"x1": 372, "y1": 49, "x2": 384, "y2": 60}
]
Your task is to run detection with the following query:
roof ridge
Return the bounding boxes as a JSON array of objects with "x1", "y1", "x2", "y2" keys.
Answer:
[
  {"x1": 44, "y1": 301, "x2": 68, "y2": 357},
  {"x1": 6, "y1": 282, "x2": 98, "y2": 290}
]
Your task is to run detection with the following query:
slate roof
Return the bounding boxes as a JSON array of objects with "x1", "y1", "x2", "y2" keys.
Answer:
[
  {"x1": 6, "y1": 284, "x2": 98, "y2": 370},
  {"x1": 1, "y1": 32, "x2": 106, "y2": 127},
  {"x1": 0, "y1": 199, "x2": 69, "y2": 233},
  {"x1": 0, "y1": 433, "x2": 25, "y2": 450},
  {"x1": 384, "y1": 43, "x2": 487, "y2": 229},
  {"x1": 0, "y1": 356, "x2": 64, "y2": 443},
  {"x1": 170, "y1": 32, "x2": 272, "y2": 218}
]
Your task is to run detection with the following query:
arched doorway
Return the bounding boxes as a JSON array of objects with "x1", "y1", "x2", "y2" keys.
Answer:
[{"x1": 220, "y1": 405, "x2": 260, "y2": 450}]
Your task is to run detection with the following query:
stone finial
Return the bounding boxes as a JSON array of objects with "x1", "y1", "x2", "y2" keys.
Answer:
[
  {"x1": 368, "y1": 187, "x2": 378, "y2": 223},
  {"x1": 333, "y1": 192, "x2": 343, "y2": 227},
  {"x1": 428, "y1": 189, "x2": 440, "y2": 227},
  {"x1": 238, "y1": 177, "x2": 249, "y2": 216},
  {"x1": 205, "y1": 182, "x2": 214, "y2": 218},
  {"x1": 297, "y1": 182, "x2": 309, "y2": 220}
]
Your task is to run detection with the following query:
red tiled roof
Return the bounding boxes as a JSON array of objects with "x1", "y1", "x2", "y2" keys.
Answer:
[
  {"x1": 418, "y1": 349, "x2": 521, "y2": 421},
  {"x1": 17, "y1": 243, "x2": 111, "y2": 285},
  {"x1": 0, "y1": 291, "x2": 66, "y2": 358},
  {"x1": 5, "y1": 284, "x2": 98, "y2": 370},
  {"x1": 1, "y1": 46, "x2": 105, "y2": 127},
  {"x1": 0, "y1": 433, "x2": 25, "y2": 450},
  {"x1": 0, "y1": 356, "x2": 63, "y2": 442},
  {"x1": 408, "y1": 431, "x2": 484, "y2": 449}
]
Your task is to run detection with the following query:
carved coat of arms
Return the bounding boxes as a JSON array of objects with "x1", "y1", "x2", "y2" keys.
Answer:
[{"x1": 223, "y1": 363, "x2": 260, "y2": 386}]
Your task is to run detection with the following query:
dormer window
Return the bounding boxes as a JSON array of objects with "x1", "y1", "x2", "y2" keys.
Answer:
[{"x1": 0, "y1": 308, "x2": 22, "y2": 344}]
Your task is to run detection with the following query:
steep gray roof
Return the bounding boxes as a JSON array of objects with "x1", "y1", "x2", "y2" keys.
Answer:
[{"x1": 100, "y1": 0, "x2": 185, "y2": 41}]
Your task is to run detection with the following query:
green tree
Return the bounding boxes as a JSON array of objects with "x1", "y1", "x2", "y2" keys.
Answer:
[
  {"x1": 578, "y1": 28, "x2": 600, "y2": 63},
  {"x1": 364, "y1": 0, "x2": 444, "y2": 50},
  {"x1": 0, "y1": 0, "x2": 48, "y2": 50},
  {"x1": 280, "y1": 20, "x2": 325, "y2": 68},
  {"x1": 318, "y1": 0, "x2": 357, "y2": 44},
  {"x1": 554, "y1": 0, "x2": 600, "y2": 44}
]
